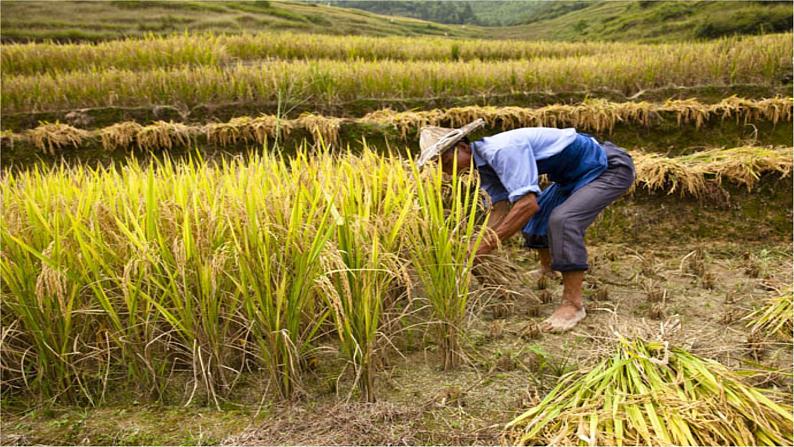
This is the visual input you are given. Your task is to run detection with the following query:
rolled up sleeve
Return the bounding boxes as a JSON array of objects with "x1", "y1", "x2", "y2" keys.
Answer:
[
  {"x1": 489, "y1": 144, "x2": 541, "y2": 203},
  {"x1": 477, "y1": 167, "x2": 509, "y2": 203}
]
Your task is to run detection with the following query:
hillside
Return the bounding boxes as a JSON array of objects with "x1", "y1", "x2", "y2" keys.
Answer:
[
  {"x1": 489, "y1": 0, "x2": 793, "y2": 41},
  {"x1": 326, "y1": 0, "x2": 588, "y2": 26},
  {"x1": 0, "y1": 0, "x2": 476, "y2": 42},
  {"x1": 334, "y1": 0, "x2": 792, "y2": 41}
]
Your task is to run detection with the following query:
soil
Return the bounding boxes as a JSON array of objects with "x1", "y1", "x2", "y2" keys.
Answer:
[{"x1": 3, "y1": 240, "x2": 791, "y2": 446}]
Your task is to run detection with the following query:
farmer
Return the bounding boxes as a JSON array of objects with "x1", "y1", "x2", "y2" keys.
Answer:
[{"x1": 417, "y1": 119, "x2": 635, "y2": 332}]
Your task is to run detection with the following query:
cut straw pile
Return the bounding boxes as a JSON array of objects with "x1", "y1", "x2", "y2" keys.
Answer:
[
  {"x1": 632, "y1": 146, "x2": 792, "y2": 196},
  {"x1": 505, "y1": 337, "x2": 794, "y2": 446},
  {"x1": 747, "y1": 293, "x2": 794, "y2": 341}
]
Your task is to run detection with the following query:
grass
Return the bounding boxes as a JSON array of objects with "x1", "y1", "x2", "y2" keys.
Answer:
[
  {"x1": 504, "y1": 337, "x2": 794, "y2": 445},
  {"x1": 3, "y1": 1, "x2": 789, "y2": 44},
  {"x1": 2, "y1": 33, "x2": 789, "y2": 114}
]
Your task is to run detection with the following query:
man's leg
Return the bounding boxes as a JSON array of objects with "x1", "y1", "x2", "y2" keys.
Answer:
[
  {"x1": 537, "y1": 248, "x2": 554, "y2": 277},
  {"x1": 541, "y1": 146, "x2": 634, "y2": 332}
]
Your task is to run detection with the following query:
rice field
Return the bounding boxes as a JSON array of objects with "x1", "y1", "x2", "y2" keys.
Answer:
[
  {"x1": 1, "y1": 15, "x2": 793, "y2": 446},
  {"x1": 4, "y1": 32, "x2": 788, "y2": 76},
  {"x1": 2, "y1": 33, "x2": 791, "y2": 114}
]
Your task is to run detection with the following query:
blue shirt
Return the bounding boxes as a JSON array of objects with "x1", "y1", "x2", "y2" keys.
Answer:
[{"x1": 470, "y1": 127, "x2": 577, "y2": 203}]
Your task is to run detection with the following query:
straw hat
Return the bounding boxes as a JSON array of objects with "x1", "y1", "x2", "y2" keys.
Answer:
[{"x1": 417, "y1": 119, "x2": 485, "y2": 168}]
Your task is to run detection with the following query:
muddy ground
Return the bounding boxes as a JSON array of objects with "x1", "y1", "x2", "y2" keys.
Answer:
[{"x1": 3, "y1": 238, "x2": 791, "y2": 446}]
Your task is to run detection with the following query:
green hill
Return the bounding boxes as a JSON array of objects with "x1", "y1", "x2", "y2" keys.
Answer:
[
  {"x1": 325, "y1": 1, "x2": 588, "y2": 26},
  {"x1": 331, "y1": 0, "x2": 792, "y2": 41},
  {"x1": 488, "y1": 0, "x2": 793, "y2": 41},
  {"x1": 0, "y1": 0, "x2": 476, "y2": 42}
]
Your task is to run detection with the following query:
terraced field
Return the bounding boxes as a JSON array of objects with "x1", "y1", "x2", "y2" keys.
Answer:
[{"x1": 1, "y1": 22, "x2": 792, "y2": 447}]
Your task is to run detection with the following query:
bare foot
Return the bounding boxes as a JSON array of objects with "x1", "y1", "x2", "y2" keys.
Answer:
[{"x1": 540, "y1": 302, "x2": 586, "y2": 333}]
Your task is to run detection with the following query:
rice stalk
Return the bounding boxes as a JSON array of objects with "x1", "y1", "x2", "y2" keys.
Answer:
[
  {"x1": 26, "y1": 122, "x2": 89, "y2": 155},
  {"x1": 505, "y1": 337, "x2": 794, "y2": 446},
  {"x1": 294, "y1": 113, "x2": 343, "y2": 146},
  {"x1": 229, "y1": 151, "x2": 334, "y2": 400},
  {"x1": 10, "y1": 31, "x2": 774, "y2": 75},
  {"x1": 407, "y1": 154, "x2": 488, "y2": 370},
  {"x1": 99, "y1": 121, "x2": 143, "y2": 151},
  {"x1": 316, "y1": 149, "x2": 414, "y2": 402},
  {"x1": 746, "y1": 293, "x2": 793, "y2": 341},
  {"x1": 136, "y1": 121, "x2": 195, "y2": 151}
]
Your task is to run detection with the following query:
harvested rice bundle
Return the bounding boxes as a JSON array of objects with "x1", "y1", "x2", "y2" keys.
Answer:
[
  {"x1": 665, "y1": 98, "x2": 711, "y2": 129},
  {"x1": 205, "y1": 115, "x2": 290, "y2": 146},
  {"x1": 505, "y1": 337, "x2": 794, "y2": 446},
  {"x1": 136, "y1": 120, "x2": 194, "y2": 151},
  {"x1": 717, "y1": 95, "x2": 763, "y2": 125},
  {"x1": 362, "y1": 108, "x2": 441, "y2": 139},
  {"x1": 99, "y1": 121, "x2": 143, "y2": 151},
  {"x1": 682, "y1": 146, "x2": 793, "y2": 190},
  {"x1": 26, "y1": 121, "x2": 89, "y2": 155},
  {"x1": 746, "y1": 293, "x2": 793, "y2": 341},
  {"x1": 295, "y1": 113, "x2": 344, "y2": 146},
  {"x1": 755, "y1": 96, "x2": 794, "y2": 125},
  {"x1": 632, "y1": 152, "x2": 707, "y2": 196}
]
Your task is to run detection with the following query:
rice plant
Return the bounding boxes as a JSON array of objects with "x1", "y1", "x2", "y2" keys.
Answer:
[
  {"x1": 2, "y1": 144, "x2": 472, "y2": 404},
  {"x1": 228, "y1": 152, "x2": 335, "y2": 400},
  {"x1": 316, "y1": 149, "x2": 414, "y2": 402},
  {"x1": 505, "y1": 337, "x2": 794, "y2": 446},
  {"x1": 407, "y1": 156, "x2": 488, "y2": 370}
]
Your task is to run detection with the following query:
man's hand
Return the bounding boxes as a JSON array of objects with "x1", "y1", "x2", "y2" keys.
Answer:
[{"x1": 470, "y1": 194, "x2": 539, "y2": 262}]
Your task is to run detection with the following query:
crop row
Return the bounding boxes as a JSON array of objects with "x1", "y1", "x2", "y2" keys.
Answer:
[
  {"x1": 4, "y1": 37, "x2": 791, "y2": 114},
  {"x1": 2, "y1": 32, "x2": 789, "y2": 76},
  {"x1": 1, "y1": 149, "x2": 483, "y2": 404},
  {"x1": 7, "y1": 97, "x2": 792, "y2": 154},
  {"x1": 2, "y1": 146, "x2": 791, "y2": 406}
]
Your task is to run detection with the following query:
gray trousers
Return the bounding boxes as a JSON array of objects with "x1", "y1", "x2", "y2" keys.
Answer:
[{"x1": 545, "y1": 142, "x2": 635, "y2": 272}]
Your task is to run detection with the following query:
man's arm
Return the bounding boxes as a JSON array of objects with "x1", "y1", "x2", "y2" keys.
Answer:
[
  {"x1": 487, "y1": 200, "x2": 510, "y2": 229},
  {"x1": 477, "y1": 193, "x2": 539, "y2": 256}
]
